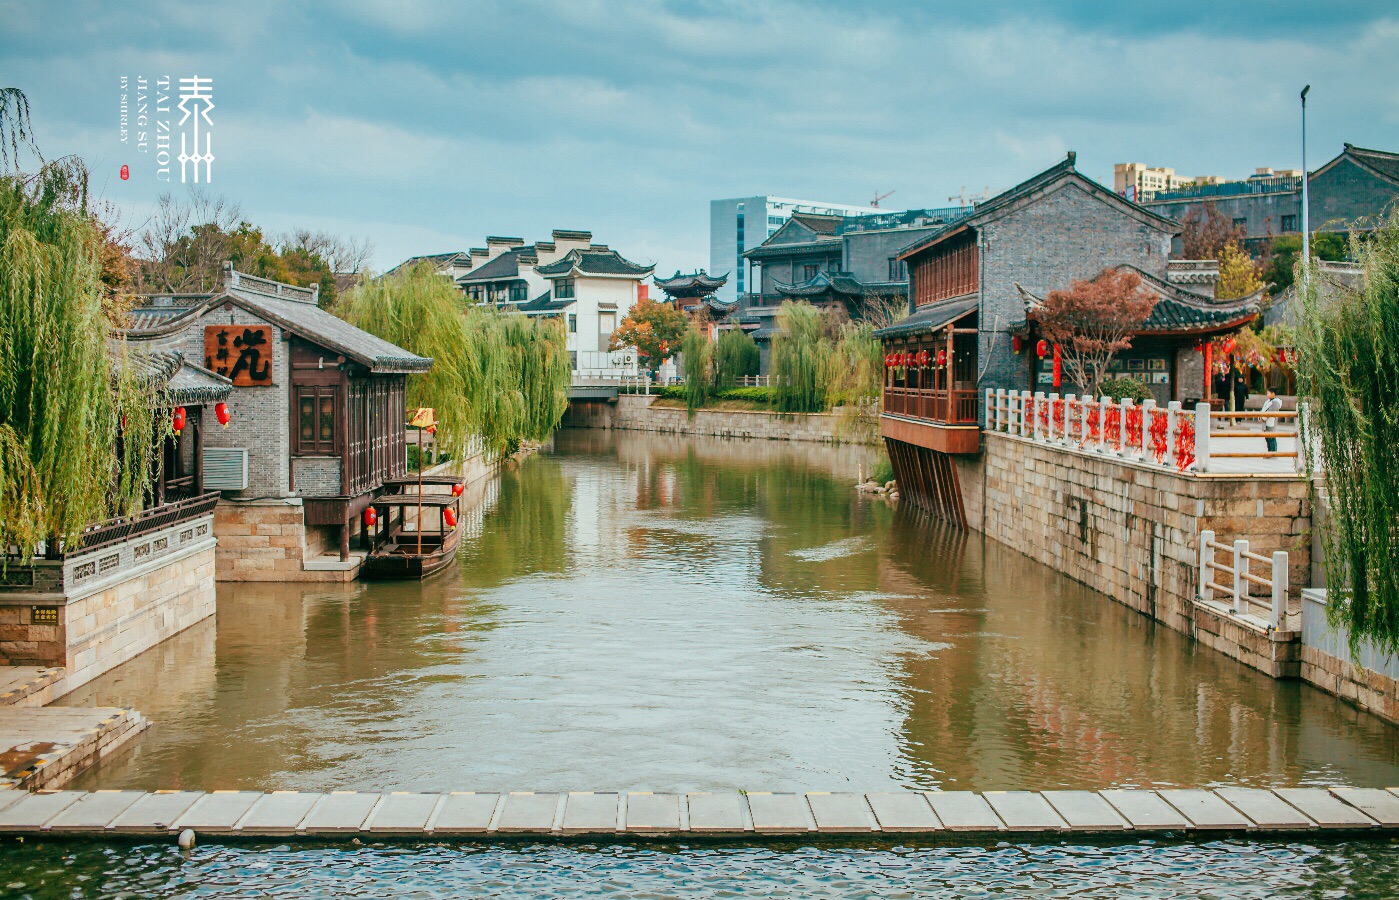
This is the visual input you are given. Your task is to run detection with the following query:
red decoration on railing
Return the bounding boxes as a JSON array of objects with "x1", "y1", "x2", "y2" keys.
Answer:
[
  {"x1": 1125, "y1": 405, "x2": 1143, "y2": 448},
  {"x1": 1175, "y1": 413, "x2": 1196, "y2": 471},
  {"x1": 1082, "y1": 402, "x2": 1101, "y2": 447},
  {"x1": 1023, "y1": 395, "x2": 1034, "y2": 428},
  {"x1": 214, "y1": 402, "x2": 230, "y2": 427},
  {"x1": 1148, "y1": 409, "x2": 1169, "y2": 462},
  {"x1": 1038, "y1": 397, "x2": 1050, "y2": 431},
  {"x1": 443, "y1": 507, "x2": 458, "y2": 529},
  {"x1": 1104, "y1": 404, "x2": 1122, "y2": 451},
  {"x1": 172, "y1": 406, "x2": 187, "y2": 435},
  {"x1": 1051, "y1": 397, "x2": 1065, "y2": 435}
]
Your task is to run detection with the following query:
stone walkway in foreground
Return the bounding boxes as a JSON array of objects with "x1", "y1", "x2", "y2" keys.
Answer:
[{"x1": 0, "y1": 787, "x2": 1396, "y2": 838}]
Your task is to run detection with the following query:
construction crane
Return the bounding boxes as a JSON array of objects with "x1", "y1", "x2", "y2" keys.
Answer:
[
  {"x1": 948, "y1": 186, "x2": 990, "y2": 206},
  {"x1": 870, "y1": 190, "x2": 894, "y2": 208}
]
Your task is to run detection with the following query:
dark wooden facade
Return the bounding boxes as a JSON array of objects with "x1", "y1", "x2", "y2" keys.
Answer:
[{"x1": 910, "y1": 228, "x2": 978, "y2": 307}]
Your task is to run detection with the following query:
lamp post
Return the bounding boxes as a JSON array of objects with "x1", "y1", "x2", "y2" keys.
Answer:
[{"x1": 1301, "y1": 85, "x2": 1311, "y2": 293}]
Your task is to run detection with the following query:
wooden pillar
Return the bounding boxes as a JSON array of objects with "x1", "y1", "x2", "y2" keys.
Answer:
[
  {"x1": 339, "y1": 521, "x2": 351, "y2": 562},
  {"x1": 193, "y1": 411, "x2": 205, "y2": 496},
  {"x1": 945, "y1": 325, "x2": 955, "y2": 421}
]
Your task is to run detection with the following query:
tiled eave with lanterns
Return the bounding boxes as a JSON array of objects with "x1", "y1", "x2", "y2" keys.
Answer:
[{"x1": 873, "y1": 296, "x2": 982, "y2": 455}]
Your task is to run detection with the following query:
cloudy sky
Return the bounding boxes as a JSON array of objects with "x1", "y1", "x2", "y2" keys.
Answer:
[{"x1": 4, "y1": 1, "x2": 1397, "y2": 273}]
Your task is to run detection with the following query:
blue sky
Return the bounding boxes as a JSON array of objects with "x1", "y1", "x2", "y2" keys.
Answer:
[{"x1": 4, "y1": 1, "x2": 1397, "y2": 273}]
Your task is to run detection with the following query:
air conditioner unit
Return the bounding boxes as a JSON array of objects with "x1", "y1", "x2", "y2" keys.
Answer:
[{"x1": 203, "y1": 447, "x2": 248, "y2": 490}]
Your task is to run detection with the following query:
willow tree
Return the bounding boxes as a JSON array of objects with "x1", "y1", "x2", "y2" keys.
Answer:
[
  {"x1": 0, "y1": 102, "x2": 162, "y2": 559},
  {"x1": 826, "y1": 321, "x2": 883, "y2": 439},
  {"x1": 1296, "y1": 215, "x2": 1399, "y2": 655},
  {"x1": 772, "y1": 301, "x2": 832, "y2": 413},
  {"x1": 336, "y1": 263, "x2": 571, "y2": 460},
  {"x1": 680, "y1": 326, "x2": 712, "y2": 417},
  {"x1": 714, "y1": 328, "x2": 759, "y2": 386}
]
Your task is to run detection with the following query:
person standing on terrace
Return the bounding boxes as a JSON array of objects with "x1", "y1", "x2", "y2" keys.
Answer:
[{"x1": 1261, "y1": 388, "x2": 1282, "y2": 452}]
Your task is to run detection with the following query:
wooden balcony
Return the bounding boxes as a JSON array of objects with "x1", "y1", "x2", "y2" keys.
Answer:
[{"x1": 881, "y1": 387, "x2": 981, "y2": 455}]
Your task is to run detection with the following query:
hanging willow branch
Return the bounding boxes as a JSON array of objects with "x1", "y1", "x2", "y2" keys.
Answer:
[
  {"x1": 335, "y1": 263, "x2": 571, "y2": 461},
  {"x1": 1295, "y1": 215, "x2": 1399, "y2": 656}
]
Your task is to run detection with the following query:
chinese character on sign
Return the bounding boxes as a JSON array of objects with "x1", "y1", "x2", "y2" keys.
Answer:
[
  {"x1": 177, "y1": 75, "x2": 215, "y2": 183},
  {"x1": 205, "y1": 325, "x2": 273, "y2": 386}
]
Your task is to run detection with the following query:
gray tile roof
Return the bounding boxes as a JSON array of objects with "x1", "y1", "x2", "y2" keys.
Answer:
[
  {"x1": 456, "y1": 247, "x2": 532, "y2": 283},
  {"x1": 1013, "y1": 265, "x2": 1262, "y2": 335},
  {"x1": 535, "y1": 248, "x2": 654, "y2": 278},
  {"x1": 873, "y1": 297, "x2": 978, "y2": 339},
  {"x1": 228, "y1": 287, "x2": 432, "y2": 372}
]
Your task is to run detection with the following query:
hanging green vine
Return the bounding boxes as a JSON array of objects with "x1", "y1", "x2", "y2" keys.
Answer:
[{"x1": 1295, "y1": 215, "x2": 1399, "y2": 655}]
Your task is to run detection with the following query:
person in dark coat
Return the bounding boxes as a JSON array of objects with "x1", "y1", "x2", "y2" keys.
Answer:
[{"x1": 1231, "y1": 364, "x2": 1249, "y2": 412}]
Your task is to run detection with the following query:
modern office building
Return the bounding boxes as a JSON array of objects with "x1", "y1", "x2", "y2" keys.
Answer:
[{"x1": 709, "y1": 196, "x2": 887, "y2": 302}]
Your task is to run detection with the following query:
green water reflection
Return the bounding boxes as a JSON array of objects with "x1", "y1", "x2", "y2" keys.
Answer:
[{"x1": 62, "y1": 429, "x2": 1399, "y2": 792}]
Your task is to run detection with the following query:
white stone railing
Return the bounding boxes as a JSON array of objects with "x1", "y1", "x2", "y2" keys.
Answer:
[
  {"x1": 1198, "y1": 529, "x2": 1289, "y2": 631},
  {"x1": 983, "y1": 390, "x2": 1302, "y2": 474}
]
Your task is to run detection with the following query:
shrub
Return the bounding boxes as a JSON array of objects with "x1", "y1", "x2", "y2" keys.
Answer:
[
  {"x1": 869, "y1": 453, "x2": 894, "y2": 485},
  {"x1": 714, "y1": 328, "x2": 760, "y2": 385},
  {"x1": 715, "y1": 386, "x2": 773, "y2": 404},
  {"x1": 1099, "y1": 377, "x2": 1154, "y2": 402}
]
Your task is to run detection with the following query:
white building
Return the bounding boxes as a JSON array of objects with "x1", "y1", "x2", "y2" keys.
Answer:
[
  {"x1": 451, "y1": 229, "x2": 655, "y2": 379},
  {"x1": 710, "y1": 196, "x2": 886, "y2": 302}
]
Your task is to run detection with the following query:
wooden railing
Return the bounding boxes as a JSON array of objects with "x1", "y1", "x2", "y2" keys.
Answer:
[
  {"x1": 63, "y1": 492, "x2": 220, "y2": 558},
  {"x1": 883, "y1": 387, "x2": 980, "y2": 424},
  {"x1": 1199, "y1": 529, "x2": 1289, "y2": 630}
]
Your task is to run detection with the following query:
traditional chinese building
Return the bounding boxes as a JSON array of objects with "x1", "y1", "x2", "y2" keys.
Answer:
[
  {"x1": 126, "y1": 265, "x2": 432, "y2": 580},
  {"x1": 875, "y1": 152, "x2": 1260, "y2": 523},
  {"x1": 653, "y1": 270, "x2": 730, "y2": 314}
]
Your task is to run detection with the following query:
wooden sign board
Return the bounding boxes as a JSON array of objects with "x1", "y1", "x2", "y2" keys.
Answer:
[{"x1": 205, "y1": 325, "x2": 274, "y2": 386}]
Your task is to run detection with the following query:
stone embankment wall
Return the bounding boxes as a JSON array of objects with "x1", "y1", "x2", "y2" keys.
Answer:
[
  {"x1": 956, "y1": 431, "x2": 1311, "y2": 677},
  {"x1": 564, "y1": 395, "x2": 876, "y2": 445}
]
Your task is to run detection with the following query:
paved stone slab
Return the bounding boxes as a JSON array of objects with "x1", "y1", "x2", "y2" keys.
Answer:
[
  {"x1": 626, "y1": 792, "x2": 682, "y2": 832},
  {"x1": 237, "y1": 791, "x2": 321, "y2": 835},
  {"x1": 1100, "y1": 790, "x2": 1190, "y2": 830},
  {"x1": 983, "y1": 791, "x2": 1067, "y2": 832},
  {"x1": 109, "y1": 791, "x2": 204, "y2": 834},
  {"x1": 687, "y1": 792, "x2": 747, "y2": 832},
  {"x1": 46, "y1": 791, "x2": 144, "y2": 832},
  {"x1": 924, "y1": 792, "x2": 1003, "y2": 831},
  {"x1": 866, "y1": 792, "x2": 940, "y2": 832},
  {"x1": 1274, "y1": 789, "x2": 1377, "y2": 828},
  {"x1": 746, "y1": 792, "x2": 812, "y2": 833},
  {"x1": 300, "y1": 792, "x2": 380, "y2": 834},
  {"x1": 0, "y1": 790, "x2": 31, "y2": 814},
  {"x1": 561, "y1": 792, "x2": 619, "y2": 834},
  {"x1": 431, "y1": 792, "x2": 499, "y2": 834},
  {"x1": 366, "y1": 792, "x2": 442, "y2": 834},
  {"x1": 805, "y1": 792, "x2": 875, "y2": 833},
  {"x1": 0, "y1": 791, "x2": 84, "y2": 831},
  {"x1": 172, "y1": 791, "x2": 262, "y2": 833},
  {"x1": 1158, "y1": 790, "x2": 1251, "y2": 829},
  {"x1": 1331, "y1": 788, "x2": 1399, "y2": 826},
  {"x1": 496, "y1": 792, "x2": 560, "y2": 833},
  {"x1": 1214, "y1": 788, "x2": 1313, "y2": 829},
  {"x1": 1042, "y1": 791, "x2": 1129, "y2": 831}
]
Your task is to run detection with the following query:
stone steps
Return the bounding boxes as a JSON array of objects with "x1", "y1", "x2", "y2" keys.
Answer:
[
  {"x1": 0, "y1": 787, "x2": 1395, "y2": 838},
  {"x1": 0, "y1": 707, "x2": 148, "y2": 789}
]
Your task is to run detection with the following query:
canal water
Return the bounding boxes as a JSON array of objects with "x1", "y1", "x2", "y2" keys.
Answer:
[
  {"x1": 61, "y1": 429, "x2": 1399, "y2": 792},
  {"x1": 29, "y1": 428, "x2": 1399, "y2": 897}
]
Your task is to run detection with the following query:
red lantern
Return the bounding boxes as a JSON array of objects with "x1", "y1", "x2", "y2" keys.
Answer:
[
  {"x1": 1012, "y1": 336, "x2": 1023, "y2": 353},
  {"x1": 451, "y1": 482, "x2": 465, "y2": 497},
  {"x1": 1194, "y1": 340, "x2": 1204, "y2": 353},
  {"x1": 936, "y1": 348, "x2": 948, "y2": 367},
  {"x1": 884, "y1": 354, "x2": 893, "y2": 368},
  {"x1": 443, "y1": 507, "x2": 458, "y2": 529},
  {"x1": 172, "y1": 406, "x2": 186, "y2": 435},
  {"x1": 1036, "y1": 340, "x2": 1048, "y2": 359},
  {"x1": 363, "y1": 507, "x2": 377, "y2": 527},
  {"x1": 214, "y1": 402, "x2": 230, "y2": 427},
  {"x1": 917, "y1": 350, "x2": 929, "y2": 367}
]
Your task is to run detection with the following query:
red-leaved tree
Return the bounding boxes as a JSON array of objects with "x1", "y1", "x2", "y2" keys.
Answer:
[
  {"x1": 1178, "y1": 201, "x2": 1245, "y2": 260},
  {"x1": 1029, "y1": 268, "x2": 1159, "y2": 398}
]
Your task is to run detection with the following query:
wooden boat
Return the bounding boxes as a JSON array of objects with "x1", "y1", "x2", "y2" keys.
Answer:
[{"x1": 360, "y1": 492, "x2": 463, "y2": 580}]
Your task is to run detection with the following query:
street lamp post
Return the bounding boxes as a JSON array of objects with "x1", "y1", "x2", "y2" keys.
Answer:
[{"x1": 1301, "y1": 85, "x2": 1311, "y2": 293}]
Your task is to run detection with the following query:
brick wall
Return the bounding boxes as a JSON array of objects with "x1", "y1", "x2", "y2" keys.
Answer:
[
  {"x1": 293, "y1": 456, "x2": 342, "y2": 495},
  {"x1": 1310, "y1": 157, "x2": 1399, "y2": 232},
  {"x1": 214, "y1": 499, "x2": 354, "y2": 582},
  {"x1": 956, "y1": 431, "x2": 1311, "y2": 677},
  {"x1": 563, "y1": 395, "x2": 877, "y2": 445}
]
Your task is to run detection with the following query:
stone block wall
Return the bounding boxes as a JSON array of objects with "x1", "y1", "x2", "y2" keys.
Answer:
[
  {"x1": 563, "y1": 395, "x2": 876, "y2": 445},
  {"x1": 214, "y1": 499, "x2": 353, "y2": 582},
  {"x1": 1301, "y1": 588, "x2": 1399, "y2": 725},
  {"x1": 956, "y1": 431, "x2": 1311, "y2": 676}
]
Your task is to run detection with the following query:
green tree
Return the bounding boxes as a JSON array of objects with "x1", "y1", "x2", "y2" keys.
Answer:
[
  {"x1": 772, "y1": 301, "x2": 833, "y2": 413},
  {"x1": 1262, "y1": 232, "x2": 1348, "y2": 293},
  {"x1": 1216, "y1": 241, "x2": 1264, "y2": 300},
  {"x1": 1296, "y1": 215, "x2": 1399, "y2": 655},
  {"x1": 609, "y1": 297, "x2": 687, "y2": 375},
  {"x1": 714, "y1": 328, "x2": 760, "y2": 386},
  {"x1": 680, "y1": 327, "x2": 713, "y2": 417},
  {"x1": 0, "y1": 88, "x2": 164, "y2": 559}
]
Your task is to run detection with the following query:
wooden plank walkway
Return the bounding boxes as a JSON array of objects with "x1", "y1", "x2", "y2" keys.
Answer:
[
  {"x1": 0, "y1": 707, "x2": 147, "y2": 790},
  {"x1": 0, "y1": 787, "x2": 1393, "y2": 838}
]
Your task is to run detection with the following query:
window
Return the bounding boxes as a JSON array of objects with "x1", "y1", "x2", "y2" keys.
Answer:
[
  {"x1": 888, "y1": 257, "x2": 907, "y2": 280},
  {"x1": 466, "y1": 285, "x2": 483, "y2": 302},
  {"x1": 568, "y1": 314, "x2": 577, "y2": 333},
  {"x1": 1281, "y1": 214, "x2": 1297, "y2": 232},
  {"x1": 295, "y1": 386, "x2": 337, "y2": 455},
  {"x1": 555, "y1": 278, "x2": 575, "y2": 299},
  {"x1": 509, "y1": 282, "x2": 527, "y2": 303},
  {"x1": 803, "y1": 264, "x2": 818, "y2": 280},
  {"x1": 1233, "y1": 217, "x2": 1247, "y2": 228},
  {"x1": 599, "y1": 312, "x2": 616, "y2": 334}
]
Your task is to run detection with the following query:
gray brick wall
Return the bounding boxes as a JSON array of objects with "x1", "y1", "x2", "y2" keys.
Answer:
[
  {"x1": 978, "y1": 182, "x2": 1176, "y2": 397},
  {"x1": 843, "y1": 226, "x2": 940, "y2": 283},
  {"x1": 143, "y1": 306, "x2": 292, "y2": 499},
  {"x1": 1144, "y1": 191, "x2": 1299, "y2": 241},
  {"x1": 292, "y1": 457, "x2": 342, "y2": 495},
  {"x1": 1310, "y1": 157, "x2": 1399, "y2": 232}
]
